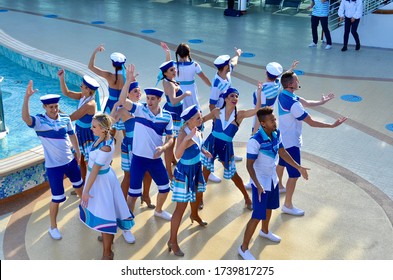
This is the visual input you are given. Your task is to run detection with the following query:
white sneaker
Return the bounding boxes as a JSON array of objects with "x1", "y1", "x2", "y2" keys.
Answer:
[
  {"x1": 154, "y1": 210, "x2": 172, "y2": 221},
  {"x1": 208, "y1": 172, "x2": 221, "y2": 183},
  {"x1": 245, "y1": 182, "x2": 252, "y2": 189},
  {"x1": 308, "y1": 42, "x2": 317, "y2": 47},
  {"x1": 238, "y1": 245, "x2": 256, "y2": 260},
  {"x1": 259, "y1": 230, "x2": 281, "y2": 243},
  {"x1": 282, "y1": 205, "x2": 305, "y2": 216},
  {"x1": 48, "y1": 227, "x2": 62, "y2": 240},
  {"x1": 122, "y1": 230, "x2": 136, "y2": 244},
  {"x1": 234, "y1": 155, "x2": 243, "y2": 162},
  {"x1": 325, "y1": 44, "x2": 332, "y2": 50}
]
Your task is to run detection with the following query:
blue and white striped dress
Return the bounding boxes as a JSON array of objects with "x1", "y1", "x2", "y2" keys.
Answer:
[
  {"x1": 75, "y1": 95, "x2": 95, "y2": 161},
  {"x1": 163, "y1": 79, "x2": 183, "y2": 137},
  {"x1": 171, "y1": 127, "x2": 206, "y2": 203},
  {"x1": 104, "y1": 87, "x2": 125, "y2": 130},
  {"x1": 120, "y1": 111, "x2": 135, "y2": 172},
  {"x1": 202, "y1": 109, "x2": 238, "y2": 179}
]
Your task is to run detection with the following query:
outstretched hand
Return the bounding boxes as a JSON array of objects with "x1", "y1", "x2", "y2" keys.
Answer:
[
  {"x1": 161, "y1": 42, "x2": 170, "y2": 52},
  {"x1": 234, "y1": 47, "x2": 242, "y2": 57},
  {"x1": 94, "y1": 44, "x2": 105, "y2": 53},
  {"x1": 25, "y1": 80, "x2": 38, "y2": 97},
  {"x1": 332, "y1": 116, "x2": 348, "y2": 127},
  {"x1": 290, "y1": 60, "x2": 299, "y2": 70},
  {"x1": 321, "y1": 93, "x2": 335, "y2": 104},
  {"x1": 57, "y1": 69, "x2": 65, "y2": 78},
  {"x1": 126, "y1": 64, "x2": 139, "y2": 81},
  {"x1": 256, "y1": 81, "x2": 262, "y2": 93}
]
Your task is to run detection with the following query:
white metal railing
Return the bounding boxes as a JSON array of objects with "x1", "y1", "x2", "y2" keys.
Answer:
[{"x1": 329, "y1": 0, "x2": 393, "y2": 30}]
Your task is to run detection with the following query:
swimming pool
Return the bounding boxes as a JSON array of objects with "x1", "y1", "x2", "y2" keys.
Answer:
[
  {"x1": 0, "y1": 30, "x2": 107, "y2": 200},
  {"x1": 0, "y1": 53, "x2": 80, "y2": 159}
]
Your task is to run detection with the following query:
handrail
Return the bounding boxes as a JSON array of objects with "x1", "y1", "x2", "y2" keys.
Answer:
[{"x1": 329, "y1": 0, "x2": 393, "y2": 31}]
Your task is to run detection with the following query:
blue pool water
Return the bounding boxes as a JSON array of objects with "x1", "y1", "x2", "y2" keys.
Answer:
[{"x1": 0, "y1": 54, "x2": 80, "y2": 159}]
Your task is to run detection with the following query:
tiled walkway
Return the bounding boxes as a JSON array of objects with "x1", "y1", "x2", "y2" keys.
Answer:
[{"x1": 0, "y1": 0, "x2": 392, "y2": 260}]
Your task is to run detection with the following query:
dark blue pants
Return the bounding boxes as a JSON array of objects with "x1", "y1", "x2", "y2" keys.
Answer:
[
  {"x1": 311, "y1": 15, "x2": 332, "y2": 45},
  {"x1": 343, "y1": 17, "x2": 360, "y2": 47}
]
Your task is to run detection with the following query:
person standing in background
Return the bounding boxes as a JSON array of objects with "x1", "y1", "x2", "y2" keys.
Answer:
[
  {"x1": 307, "y1": 0, "x2": 333, "y2": 50},
  {"x1": 338, "y1": 0, "x2": 363, "y2": 51}
]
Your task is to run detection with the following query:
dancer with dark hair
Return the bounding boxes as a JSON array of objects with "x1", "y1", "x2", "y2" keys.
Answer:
[{"x1": 201, "y1": 84, "x2": 262, "y2": 211}]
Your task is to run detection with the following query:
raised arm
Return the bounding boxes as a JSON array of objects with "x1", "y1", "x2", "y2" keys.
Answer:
[
  {"x1": 22, "y1": 80, "x2": 37, "y2": 126},
  {"x1": 287, "y1": 60, "x2": 299, "y2": 72},
  {"x1": 238, "y1": 81, "x2": 262, "y2": 123},
  {"x1": 230, "y1": 47, "x2": 242, "y2": 68},
  {"x1": 161, "y1": 42, "x2": 171, "y2": 61},
  {"x1": 118, "y1": 64, "x2": 137, "y2": 106},
  {"x1": 88, "y1": 44, "x2": 113, "y2": 80},
  {"x1": 57, "y1": 69, "x2": 82, "y2": 100}
]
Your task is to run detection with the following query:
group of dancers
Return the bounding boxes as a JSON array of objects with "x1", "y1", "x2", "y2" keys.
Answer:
[{"x1": 22, "y1": 42, "x2": 347, "y2": 260}]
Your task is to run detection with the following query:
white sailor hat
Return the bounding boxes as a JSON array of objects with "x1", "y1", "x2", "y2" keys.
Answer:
[
  {"x1": 159, "y1": 60, "x2": 175, "y2": 73},
  {"x1": 82, "y1": 75, "x2": 99, "y2": 90},
  {"x1": 110, "y1": 52, "x2": 126, "y2": 67},
  {"x1": 180, "y1": 105, "x2": 199, "y2": 121},
  {"x1": 40, "y1": 94, "x2": 61, "y2": 104},
  {"x1": 214, "y1": 55, "x2": 230, "y2": 69},
  {"x1": 266, "y1": 62, "x2": 283, "y2": 77},
  {"x1": 144, "y1": 87, "x2": 164, "y2": 97}
]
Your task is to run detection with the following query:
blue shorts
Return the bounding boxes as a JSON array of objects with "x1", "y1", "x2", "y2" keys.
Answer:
[
  {"x1": 251, "y1": 182, "x2": 279, "y2": 220},
  {"x1": 129, "y1": 154, "x2": 170, "y2": 197},
  {"x1": 46, "y1": 158, "x2": 83, "y2": 203},
  {"x1": 278, "y1": 146, "x2": 301, "y2": 178}
]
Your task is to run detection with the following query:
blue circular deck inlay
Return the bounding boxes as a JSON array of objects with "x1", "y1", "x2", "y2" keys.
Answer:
[
  {"x1": 91, "y1": 21, "x2": 105, "y2": 24},
  {"x1": 385, "y1": 123, "x2": 393, "y2": 132},
  {"x1": 188, "y1": 39, "x2": 204, "y2": 44},
  {"x1": 141, "y1": 29, "x2": 156, "y2": 34},
  {"x1": 241, "y1": 52, "x2": 255, "y2": 58},
  {"x1": 44, "y1": 14, "x2": 58, "y2": 18},
  {"x1": 293, "y1": 69, "x2": 305, "y2": 75},
  {"x1": 341, "y1": 94, "x2": 362, "y2": 102}
]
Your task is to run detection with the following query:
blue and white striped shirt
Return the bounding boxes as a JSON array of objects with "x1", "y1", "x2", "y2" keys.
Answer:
[
  {"x1": 29, "y1": 113, "x2": 75, "y2": 168},
  {"x1": 131, "y1": 103, "x2": 173, "y2": 159},
  {"x1": 312, "y1": 0, "x2": 330, "y2": 17}
]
